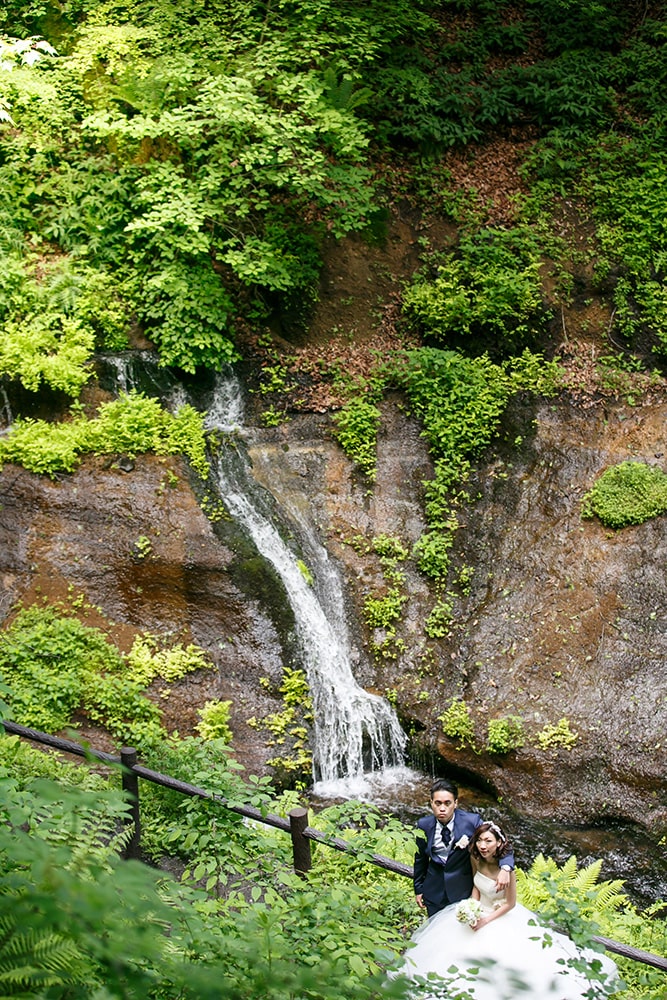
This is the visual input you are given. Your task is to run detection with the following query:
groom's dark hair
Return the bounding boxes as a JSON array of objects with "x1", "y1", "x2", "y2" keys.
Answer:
[{"x1": 430, "y1": 778, "x2": 458, "y2": 799}]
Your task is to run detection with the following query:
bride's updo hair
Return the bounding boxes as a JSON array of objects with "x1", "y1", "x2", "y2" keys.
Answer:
[{"x1": 469, "y1": 821, "x2": 512, "y2": 860}]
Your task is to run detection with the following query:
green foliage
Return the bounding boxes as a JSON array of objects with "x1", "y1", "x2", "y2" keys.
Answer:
[
  {"x1": 2, "y1": 0, "x2": 426, "y2": 376},
  {"x1": 424, "y1": 598, "x2": 454, "y2": 638},
  {"x1": 361, "y1": 534, "x2": 409, "y2": 659},
  {"x1": 386, "y1": 347, "x2": 559, "y2": 582},
  {"x1": 574, "y1": 138, "x2": 667, "y2": 355},
  {"x1": 0, "y1": 254, "x2": 132, "y2": 396},
  {"x1": 0, "y1": 605, "x2": 210, "y2": 752},
  {"x1": 332, "y1": 396, "x2": 382, "y2": 480},
  {"x1": 1, "y1": 727, "x2": 665, "y2": 999},
  {"x1": 535, "y1": 716, "x2": 579, "y2": 750},
  {"x1": 486, "y1": 715, "x2": 525, "y2": 754},
  {"x1": 581, "y1": 461, "x2": 667, "y2": 529},
  {"x1": 135, "y1": 734, "x2": 261, "y2": 863},
  {"x1": 371, "y1": 533, "x2": 409, "y2": 564},
  {"x1": 132, "y1": 534, "x2": 152, "y2": 559},
  {"x1": 412, "y1": 525, "x2": 456, "y2": 581},
  {"x1": 403, "y1": 228, "x2": 547, "y2": 355},
  {"x1": 126, "y1": 632, "x2": 213, "y2": 685},
  {"x1": 0, "y1": 604, "x2": 123, "y2": 732},
  {"x1": 247, "y1": 668, "x2": 313, "y2": 786},
  {"x1": 363, "y1": 589, "x2": 407, "y2": 632},
  {"x1": 519, "y1": 854, "x2": 667, "y2": 1000},
  {"x1": 439, "y1": 698, "x2": 475, "y2": 749},
  {"x1": 518, "y1": 854, "x2": 626, "y2": 922},
  {"x1": 196, "y1": 699, "x2": 233, "y2": 743},
  {"x1": 0, "y1": 390, "x2": 209, "y2": 477},
  {"x1": 0, "y1": 729, "x2": 108, "y2": 790}
]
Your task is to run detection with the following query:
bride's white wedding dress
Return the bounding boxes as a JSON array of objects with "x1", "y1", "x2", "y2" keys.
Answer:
[{"x1": 401, "y1": 872, "x2": 620, "y2": 999}]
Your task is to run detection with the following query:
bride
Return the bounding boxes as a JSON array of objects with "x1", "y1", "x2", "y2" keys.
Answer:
[{"x1": 400, "y1": 822, "x2": 621, "y2": 999}]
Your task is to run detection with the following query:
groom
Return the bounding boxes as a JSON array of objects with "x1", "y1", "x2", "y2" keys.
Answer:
[{"x1": 413, "y1": 778, "x2": 514, "y2": 917}]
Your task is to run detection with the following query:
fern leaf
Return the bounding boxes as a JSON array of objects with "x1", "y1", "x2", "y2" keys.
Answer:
[{"x1": 0, "y1": 917, "x2": 84, "y2": 994}]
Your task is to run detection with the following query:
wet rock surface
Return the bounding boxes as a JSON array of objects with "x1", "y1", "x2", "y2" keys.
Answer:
[
  {"x1": 0, "y1": 454, "x2": 285, "y2": 773},
  {"x1": 240, "y1": 391, "x2": 667, "y2": 839},
  {"x1": 1, "y1": 386, "x2": 666, "y2": 843}
]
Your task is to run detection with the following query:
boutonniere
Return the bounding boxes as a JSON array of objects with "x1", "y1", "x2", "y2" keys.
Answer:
[{"x1": 454, "y1": 835, "x2": 470, "y2": 850}]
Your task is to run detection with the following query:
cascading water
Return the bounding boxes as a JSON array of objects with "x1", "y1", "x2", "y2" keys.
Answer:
[
  {"x1": 96, "y1": 354, "x2": 408, "y2": 793},
  {"x1": 0, "y1": 385, "x2": 12, "y2": 430},
  {"x1": 185, "y1": 372, "x2": 408, "y2": 790}
]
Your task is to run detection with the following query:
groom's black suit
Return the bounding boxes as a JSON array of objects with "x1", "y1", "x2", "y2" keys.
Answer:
[{"x1": 413, "y1": 808, "x2": 514, "y2": 918}]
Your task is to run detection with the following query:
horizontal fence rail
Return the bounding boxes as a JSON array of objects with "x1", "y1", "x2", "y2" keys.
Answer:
[{"x1": 2, "y1": 719, "x2": 665, "y2": 973}]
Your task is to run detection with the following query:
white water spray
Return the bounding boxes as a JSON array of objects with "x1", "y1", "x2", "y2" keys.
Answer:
[{"x1": 201, "y1": 373, "x2": 407, "y2": 787}]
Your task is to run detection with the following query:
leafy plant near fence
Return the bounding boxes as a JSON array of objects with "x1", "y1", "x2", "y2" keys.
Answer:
[
  {"x1": 518, "y1": 854, "x2": 667, "y2": 999},
  {"x1": 2, "y1": 725, "x2": 665, "y2": 999},
  {"x1": 0, "y1": 604, "x2": 213, "y2": 751},
  {"x1": 0, "y1": 748, "x2": 416, "y2": 999}
]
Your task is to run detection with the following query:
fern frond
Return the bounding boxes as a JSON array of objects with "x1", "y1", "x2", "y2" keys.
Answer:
[
  {"x1": 0, "y1": 916, "x2": 84, "y2": 994},
  {"x1": 588, "y1": 879, "x2": 628, "y2": 911},
  {"x1": 527, "y1": 853, "x2": 560, "y2": 877},
  {"x1": 571, "y1": 858, "x2": 603, "y2": 892},
  {"x1": 559, "y1": 854, "x2": 580, "y2": 884}
]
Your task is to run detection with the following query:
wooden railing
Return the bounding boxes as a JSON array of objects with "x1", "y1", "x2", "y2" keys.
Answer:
[{"x1": 2, "y1": 719, "x2": 665, "y2": 973}]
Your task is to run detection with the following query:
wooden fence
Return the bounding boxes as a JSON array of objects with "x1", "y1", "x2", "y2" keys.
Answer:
[{"x1": 2, "y1": 718, "x2": 666, "y2": 974}]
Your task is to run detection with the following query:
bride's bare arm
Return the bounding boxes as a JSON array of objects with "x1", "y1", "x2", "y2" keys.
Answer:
[
  {"x1": 471, "y1": 858, "x2": 481, "y2": 901},
  {"x1": 473, "y1": 872, "x2": 516, "y2": 932}
]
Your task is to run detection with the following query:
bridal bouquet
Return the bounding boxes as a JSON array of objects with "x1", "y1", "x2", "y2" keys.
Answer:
[{"x1": 455, "y1": 899, "x2": 483, "y2": 927}]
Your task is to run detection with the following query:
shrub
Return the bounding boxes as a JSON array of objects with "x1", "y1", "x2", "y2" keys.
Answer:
[
  {"x1": 402, "y1": 228, "x2": 547, "y2": 356},
  {"x1": 581, "y1": 461, "x2": 667, "y2": 529},
  {"x1": 0, "y1": 391, "x2": 209, "y2": 478},
  {"x1": 196, "y1": 699, "x2": 233, "y2": 743},
  {"x1": 439, "y1": 698, "x2": 475, "y2": 749},
  {"x1": 332, "y1": 397, "x2": 382, "y2": 480},
  {"x1": 487, "y1": 716, "x2": 525, "y2": 755},
  {"x1": 126, "y1": 634, "x2": 213, "y2": 685},
  {"x1": 0, "y1": 605, "x2": 213, "y2": 752}
]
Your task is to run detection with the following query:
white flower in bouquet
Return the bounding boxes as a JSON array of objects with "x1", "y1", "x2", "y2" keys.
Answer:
[{"x1": 455, "y1": 898, "x2": 483, "y2": 927}]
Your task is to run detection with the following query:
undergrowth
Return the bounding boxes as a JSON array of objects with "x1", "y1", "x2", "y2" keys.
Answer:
[{"x1": 581, "y1": 461, "x2": 667, "y2": 529}]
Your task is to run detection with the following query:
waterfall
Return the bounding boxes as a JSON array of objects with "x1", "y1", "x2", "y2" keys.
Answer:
[
  {"x1": 194, "y1": 372, "x2": 407, "y2": 790},
  {"x1": 96, "y1": 350, "x2": 168, "y2": 397},
  {"x1": 103, "y1": 357, "x2": 407, "y2": 792},
  {"x1": 0, "y1": 385, "x2": 12, "y2": 429},
  {"x1": 99, "y1": 353, "x2": 132, "y2": 393}
]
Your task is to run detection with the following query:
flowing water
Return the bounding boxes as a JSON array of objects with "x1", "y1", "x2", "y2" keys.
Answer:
[
  {"x1": 98, "y1": 354, "x2": 407, "y2": 786},
  {"x1": 172, "y1": 370, "x2": 407, "y2": 788},
  {"x1": 94, "y1": 353, "x2": 665, "y2": 904}
]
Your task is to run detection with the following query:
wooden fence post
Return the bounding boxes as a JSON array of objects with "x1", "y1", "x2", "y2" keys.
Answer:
[
  {"x1": 289, "y1": 807, "x2": 312, "y2": 877},
  {"x1": 120, "y1": 747, "x2": 141, "y2": 860}
]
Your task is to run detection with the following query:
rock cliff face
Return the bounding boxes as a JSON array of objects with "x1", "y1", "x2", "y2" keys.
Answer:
[
  {"x1": 1, "y1": 381, "x2": 666, "y2": 836},
  {"x1": 245, "y1": 392, "x2": 667, "y2": 836}
]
